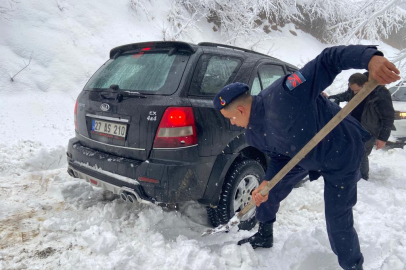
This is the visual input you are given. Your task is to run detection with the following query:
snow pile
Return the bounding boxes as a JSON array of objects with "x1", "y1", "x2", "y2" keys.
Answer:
[
  {"x1": 0, "y1": 141, "x2": 66, "y2": 176},
  {"x1": 1, "y1": 144, "x2": 406, "y2": 270},
  {"x1": 25, "y1": 145, "x2": 67, "y2": 172}
]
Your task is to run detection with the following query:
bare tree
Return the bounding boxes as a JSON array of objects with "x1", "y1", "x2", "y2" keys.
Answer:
[
  {"x1": 54, "y1": 0, "x2": 65, "y2": 11},
  {"x1": 176, "y1": 0, "x2": 302, "y2": 43},
  {"x1": 130, "y1": 0, "x2": 153, "y2": 19},
  {"x1": 393, "y1": 48, "x2": 406, "y2": 84},
  {"x1": 177, "y1": 0, "x2": 406, "y2": 78},
  {"x1": 327, "y1": 0, "x2": 406, "y2": 44},
  {"x1": 10, "y1": 52, "x2": 33, "y2": 82},
  {"x1": 164, "y1": 0, "x2": 309, "y2": 45},
  {"x1": 327, "y1": 0, "x2": 406, "y2": 81},
  {"x1": 131, "y1": 0, "x2": 406, "y2": 80},
  {"x1": 163, "y1": 0, "x2": 204, "y2": 41}
]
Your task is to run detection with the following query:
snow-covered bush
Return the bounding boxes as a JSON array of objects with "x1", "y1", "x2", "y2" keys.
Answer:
[{"x1": 162, "y1": 0, "x2": 406, "y2": 80}]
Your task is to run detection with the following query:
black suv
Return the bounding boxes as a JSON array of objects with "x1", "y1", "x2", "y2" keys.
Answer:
[{"x1": 67, "y1": 41, "x2": 298, "y2": 230}]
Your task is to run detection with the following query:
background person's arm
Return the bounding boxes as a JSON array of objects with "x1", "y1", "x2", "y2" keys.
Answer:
[
  {"x1": 328, "y1": 89, "x2": 353, "y2": 104},
  {"x1": 376, "y1": 87, "x2": 396, "y2": 149},
  {"x1": 283, "y1": 45, "x2": 400, "y2": 102}
]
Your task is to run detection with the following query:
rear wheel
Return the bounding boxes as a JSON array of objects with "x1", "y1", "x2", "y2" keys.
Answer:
[{"x1": 207, "y1": 159, "x2": 264, "y2": 231}]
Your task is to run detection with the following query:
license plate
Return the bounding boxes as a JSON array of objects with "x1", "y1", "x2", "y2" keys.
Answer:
[{"x1": 92, "y1": 119, "x2": 127, "y2": 138}]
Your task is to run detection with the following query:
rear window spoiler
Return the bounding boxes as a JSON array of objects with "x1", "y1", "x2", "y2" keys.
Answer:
[{"x1": 110, "y1": 41, "x2": 197, "y2": 59}]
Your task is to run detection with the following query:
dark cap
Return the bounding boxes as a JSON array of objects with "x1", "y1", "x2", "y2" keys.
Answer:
[{"x1": 213, "y1": 82, "x2": 249, "y2": 110}]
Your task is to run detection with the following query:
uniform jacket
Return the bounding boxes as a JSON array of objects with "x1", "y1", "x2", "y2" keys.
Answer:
[
  {"x1": 329, "y1": 86, "x2": 395, "y2": 141},
  {"x1": 245, "y1": 45, "x2": 377, "y2": 182}
]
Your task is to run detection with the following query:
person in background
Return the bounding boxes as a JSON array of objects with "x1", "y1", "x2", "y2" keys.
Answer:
[
  {"x1": 213, "y1": 45, "x2": 400, "y2": 270},
  {"x1": 324, "y1": 73, "x2": 395, "y2": 180}
]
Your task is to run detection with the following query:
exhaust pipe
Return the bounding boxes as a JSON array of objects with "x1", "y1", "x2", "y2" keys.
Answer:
[
  {"x1": 119, "y1": 187, "x2": 154, "y2": 205},
  {"x1": 127, "y1": 194, "x2": 137, "y2": 203},
  {"x1": 120, "y1": 192, "x2": 128, "y2": 201},
  {"x1": 119, "y1": 187, "x2": 142, "y2": 204},
  {"x1": 67, "y1": 168, "x2": 76, "y2": 178}
]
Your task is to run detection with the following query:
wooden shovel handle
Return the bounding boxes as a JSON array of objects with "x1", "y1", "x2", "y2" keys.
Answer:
[{"x1": 238, "y1": 79, "x2": 379, "y2": 218}]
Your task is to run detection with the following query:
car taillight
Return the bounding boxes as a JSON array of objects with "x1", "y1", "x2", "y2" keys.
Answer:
[
  {"x1": 74, "y1": 99, "x2": 78, "y2": 131},
  {"x1": 153, "y1": 107, "x2": 197, "y2": 148}
]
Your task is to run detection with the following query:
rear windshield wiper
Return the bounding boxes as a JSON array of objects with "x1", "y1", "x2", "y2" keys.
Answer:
[
  {"x1": 110, "y1": 84, "x2": 120, "y2": 90},
  {"x1": 116, "y1": 91, "x2": 147, "y2": 102},
  {"x1": 99, "y1": 84, "x2": 121, "y2": 100}
]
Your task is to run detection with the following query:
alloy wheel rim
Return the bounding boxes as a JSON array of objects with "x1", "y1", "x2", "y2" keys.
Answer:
[{"x1": 233, "y1": 174, "x2": 259, "y2": 221}]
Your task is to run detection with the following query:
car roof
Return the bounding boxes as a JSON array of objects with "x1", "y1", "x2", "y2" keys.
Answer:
[{"x1": 109, "y1": 41, "x2": 297, "y2": 70}]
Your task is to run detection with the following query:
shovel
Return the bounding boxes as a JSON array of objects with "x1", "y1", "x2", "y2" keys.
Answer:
[{"x1": 202, "y1": 78, "x2": 379, "y2": 236}]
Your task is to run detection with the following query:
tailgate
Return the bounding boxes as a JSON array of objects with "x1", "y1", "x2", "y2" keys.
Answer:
[
  {"x1": 76, "y1": 92, "x2": 171, "y2": 160},
  {"x1": 74, "y1": 48, "x2": 191, "y2": 160}
]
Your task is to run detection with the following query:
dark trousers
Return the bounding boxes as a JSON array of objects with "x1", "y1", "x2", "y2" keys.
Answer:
[
  {"x1": 360, "y1": 137, "x2": 376, "y2": 180},
  {"x1": 256, "y1": 167, "x2": 364, "y2": 270}
]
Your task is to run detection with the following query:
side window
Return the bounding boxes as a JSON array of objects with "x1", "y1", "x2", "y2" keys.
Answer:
[
  {"x1": 251, "y1": 64, "x2": 286, "y2": 95},
  {"x1": 251, "y1": 75, "x2": 261, "y2": 96},
  {"x1": 258, "y1": 65, "x2": 285, "y2": 89},
  {"x1": 287, "y1": 67, "x2": 298, "y2": 74},
  {"x1": 190, "y1": 55, "x2": 241, "y2": 95}
]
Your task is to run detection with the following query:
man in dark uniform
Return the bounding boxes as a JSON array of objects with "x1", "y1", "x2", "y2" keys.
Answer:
[
  {"x1": 325, "y1": 73, "x2": 395, "y2": 180},
  {"x1": 213, "y1": 45, "x2": 400, "y2": 270}
]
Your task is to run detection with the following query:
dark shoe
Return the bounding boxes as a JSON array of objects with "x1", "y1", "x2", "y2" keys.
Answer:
[
  {"x1": 361, "y1": 175, "x2": 369, "y2": 181},
  {"x1": 237, "y1": 222, "x2": 273, "y2": 249}
]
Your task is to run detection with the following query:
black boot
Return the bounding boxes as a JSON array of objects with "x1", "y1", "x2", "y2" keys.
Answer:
[{"x1": 237, "y1": 222, "x2": 273, "y2": 249}]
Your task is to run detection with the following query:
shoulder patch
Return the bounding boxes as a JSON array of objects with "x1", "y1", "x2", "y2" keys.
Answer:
[{"x1": 285, "y1": 71, "x2": 306, "y2": 91}]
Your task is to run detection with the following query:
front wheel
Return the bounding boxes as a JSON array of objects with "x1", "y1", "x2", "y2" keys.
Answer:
[{"x1": 207, "y1": 159, "x2": 264, "y2": 231}]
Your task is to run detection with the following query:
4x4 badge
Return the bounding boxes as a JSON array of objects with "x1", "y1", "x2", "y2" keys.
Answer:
[{"x1": 100, "y1": 103, "x2": 110, "y2": 111}]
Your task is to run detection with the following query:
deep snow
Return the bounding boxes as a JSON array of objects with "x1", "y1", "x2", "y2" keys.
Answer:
[{"x1": 0, "y1": 1, "x2": 405, "y2": 270}]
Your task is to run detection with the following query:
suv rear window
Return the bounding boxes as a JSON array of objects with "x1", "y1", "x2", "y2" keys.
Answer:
[
  {"x1": 189, "y1": 55, "x2": 241, "y2": 95},
  {"x1": 85, "y1": 51, "x2": 189, "y2": 94}
]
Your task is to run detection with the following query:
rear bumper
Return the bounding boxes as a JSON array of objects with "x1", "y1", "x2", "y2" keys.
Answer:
[
  {"x1": 67, "y1": 138, "x2": 214, "y2": 203},
  {"x1": 67, "y1": 163, "x2": 153, "y2": 204}
]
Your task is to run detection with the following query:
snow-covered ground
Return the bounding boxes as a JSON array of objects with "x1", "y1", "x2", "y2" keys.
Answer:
[
  {"x1": 1, "y1": 140, "x2": 406, "y2": 270},
  {"x1": 1, "y1": 1, "x2": 405, "y2": 269}
]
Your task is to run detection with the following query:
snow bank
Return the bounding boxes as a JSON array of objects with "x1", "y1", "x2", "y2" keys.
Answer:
[
  {"x1": 0, "y1": 140, "x2": 66, "y2": 176},
  {"x1": 1, "y1": 146, "x2": 406, "y2": 270}
]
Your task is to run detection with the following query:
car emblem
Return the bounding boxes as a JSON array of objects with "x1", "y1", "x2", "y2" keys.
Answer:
[{"x1": 100, "y1": 103, "x2": 110, "y2": 111}]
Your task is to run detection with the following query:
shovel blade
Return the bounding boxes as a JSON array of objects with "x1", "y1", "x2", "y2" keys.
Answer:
[{"x1": 202, "y1": 215, "x2": 241, "y2": 237}]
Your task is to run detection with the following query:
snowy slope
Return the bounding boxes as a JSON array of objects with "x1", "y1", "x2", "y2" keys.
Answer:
[{"x1": 0, "y1": 1, "x2": 405, "y2": 270}]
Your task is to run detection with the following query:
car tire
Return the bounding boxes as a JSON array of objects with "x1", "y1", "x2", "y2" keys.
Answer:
[{"x1": 206, "y1": 159, "x2": 264, "y2": 231}]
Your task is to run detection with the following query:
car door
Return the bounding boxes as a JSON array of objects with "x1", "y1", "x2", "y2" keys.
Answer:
[{"x1": 187, "y1": 53, "x2": 244, "y2": 156}]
